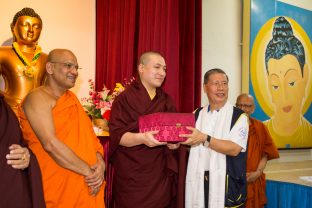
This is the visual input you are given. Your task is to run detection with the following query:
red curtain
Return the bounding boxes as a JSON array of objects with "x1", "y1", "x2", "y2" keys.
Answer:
[{"x1": 96, "y1": 0, "x2": 201, "y2": 112}]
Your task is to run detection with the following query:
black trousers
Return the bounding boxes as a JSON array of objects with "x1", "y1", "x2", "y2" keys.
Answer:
[{"x1": 204, "y1": 171, "x2": 209, "y2": 208}]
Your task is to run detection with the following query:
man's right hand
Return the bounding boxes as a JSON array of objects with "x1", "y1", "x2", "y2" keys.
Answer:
[{"x1": 180, "y1": 127, "x2": 207, "y2": 146}]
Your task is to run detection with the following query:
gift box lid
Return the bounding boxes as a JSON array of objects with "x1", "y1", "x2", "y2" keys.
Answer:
[{"x1": 139, "y1": 112, "x2": 195, "y2": 128}]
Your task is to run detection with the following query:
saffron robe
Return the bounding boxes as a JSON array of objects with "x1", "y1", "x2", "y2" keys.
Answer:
[
  {"x1": 0, "y1": 94, "x2": 45, "y2": 208},
  {"x1": 18, "y1": 91, "x2": 105, "y2": 208},
  {"x1": 246, "y1": 118, "x2": 279, "y2": 208},
  {"x1": 109, "y1": 80, "x2": 187, "y2": 208}
]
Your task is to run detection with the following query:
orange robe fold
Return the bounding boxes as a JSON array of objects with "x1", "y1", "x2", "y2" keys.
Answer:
[
  {"x1": 18, "y1": 90, "x2": 105, "y2": 208},
  {"x1": 246, "y1": 118, "x2": 279, "y2": 208}
]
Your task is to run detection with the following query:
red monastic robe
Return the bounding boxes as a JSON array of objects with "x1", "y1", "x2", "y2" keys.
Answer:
[
  {"x1": 109, "y1": 80, "x2": 187, "y2": 208},
  {"x1": 0, "y1": 94, "x2": 45, "y2": 208},
  {"x1": 246, "y1": 118, "x2": 279, "y2": 208}
]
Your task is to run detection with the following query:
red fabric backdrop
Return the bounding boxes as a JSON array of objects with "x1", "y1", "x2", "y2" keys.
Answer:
[{"x1": 96, "y1": 0, "x2": 201, "y2": 112}]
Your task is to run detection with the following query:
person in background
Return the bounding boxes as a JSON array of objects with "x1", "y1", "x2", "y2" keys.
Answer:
[
  {"x1": 0, "y1": 93, "x2": 45, "y2": 208},
  {"x1": 19, "y1": 49, "x2": 105, "y2": 207},
  {"x1": 181, "y1": 68, "x2": 249, "y2": 208},
  {"x1": 109, "y1": 51, "x2": 186, "y2": 208},
  {"x1": 0, "y1": 7, "x2": 47, "y2": 114},
  {"x1": 236, "y1": 93, "x2": 279, "y2": 208}
]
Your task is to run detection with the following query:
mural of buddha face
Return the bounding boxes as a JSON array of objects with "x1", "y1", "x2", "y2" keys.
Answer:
[
  {"x1": 267, "y1": 54, "x2": 308, "y2": 127},
  {"x1": 264, "y1": 16, "x2": 312, "y2": 145}
]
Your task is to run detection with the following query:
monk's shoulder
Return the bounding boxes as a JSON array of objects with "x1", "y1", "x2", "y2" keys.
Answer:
[
  {"x1": 161, "y1": 90, "x2": 174, "y2": 103},
  {"x1": 25, "y1": 87, "x2": 56, "y2": 108},
  {"x1": 252, "y1": 117, "x2": 267, "y2": 128}
]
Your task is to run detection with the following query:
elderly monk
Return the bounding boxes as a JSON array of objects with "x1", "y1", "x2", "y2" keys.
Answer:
[
  {"x1": 236, "y1": 93, "x2": 279, "y2": 208},
  {"x1": 1, "y1": 93, "x2": 45, "y2": 208},
  {"x1": 109, "y1": 51, "x2": 187, "y2": 208},
  {"x1": 0, "y1": 7, "x2": 47, "y2": 114},
  {"x1": 18, "y1": 49, "x2": 105, "y2": 207}
]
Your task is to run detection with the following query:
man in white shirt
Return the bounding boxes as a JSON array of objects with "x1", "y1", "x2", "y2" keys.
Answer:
[{"x1": 181, "y1": 68, "x2": 249, "y2": 208}]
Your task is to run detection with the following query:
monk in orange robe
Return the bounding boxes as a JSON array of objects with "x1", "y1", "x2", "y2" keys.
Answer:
[
  {"x1": 18, "y1": 49, "x2": 105, "y2": 207},
  {"x1": 236, "y1": 94, "x2": 279, "y2": 208}
]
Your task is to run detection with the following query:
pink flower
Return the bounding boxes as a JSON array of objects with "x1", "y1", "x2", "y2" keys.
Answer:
[{"x1": 81, "y1": 77, "x2": 135, "y2": 120}]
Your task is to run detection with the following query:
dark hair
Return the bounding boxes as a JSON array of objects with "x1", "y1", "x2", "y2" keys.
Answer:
[
  {"x1": 203, "y1": 68, "x2": 229, "y2": 84},
  {"x1": 265, "y1": 16, "x2": 305, "y2": 76},
  {"x1": 12, "y1": 7, "x2": 42, "y2": 26}
]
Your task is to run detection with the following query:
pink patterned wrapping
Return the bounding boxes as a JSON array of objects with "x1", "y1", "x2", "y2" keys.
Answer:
[{"x1": 139, "y1": 112, "x2": 195, "y2": 142}]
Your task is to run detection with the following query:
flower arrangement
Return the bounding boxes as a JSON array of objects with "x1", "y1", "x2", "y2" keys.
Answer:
[{"x1": 81, "y1": 77, "x2": 135, "y2": 121}]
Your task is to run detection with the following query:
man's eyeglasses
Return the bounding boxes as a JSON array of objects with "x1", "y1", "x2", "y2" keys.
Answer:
[
  {"x1": 236, "y1": 103, "x2": 253, "y2": 108},
  {"x1": 50, "y1": 61, "x2": 81, "y2": 71},
  {"x1": 208, "y1": 81, "x2": 228, "y2": 88}
]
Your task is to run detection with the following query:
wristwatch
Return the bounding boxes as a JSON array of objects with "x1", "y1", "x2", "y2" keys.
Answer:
[{"x1": 203, "y1": 134, "x2": 211, "y2": 147}]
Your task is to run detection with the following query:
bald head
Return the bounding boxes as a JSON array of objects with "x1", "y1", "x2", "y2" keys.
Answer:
[
  {"x1": 47, "y1": 49, "x2": 77, "y2": 62},
  {"x1": 138, "y1": 51, "x2": 164, "y2": 65},
  {"x1": 236, "y1": 93, "x2": 255, "y2": 116},
  {"x1": 137, "y1": 51, "x2": 166, "y2": 91},
  {"x1": 45, "y1": 48, "x2": 79, "y2": 90},
  {"x1": 236, "y1": 93, "x2": 254, "y2": 104}
]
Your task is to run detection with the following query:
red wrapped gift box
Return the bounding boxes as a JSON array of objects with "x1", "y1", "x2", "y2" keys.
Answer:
[{"x1": 139, "y1": 112, "x2": 195, "y2": 142}]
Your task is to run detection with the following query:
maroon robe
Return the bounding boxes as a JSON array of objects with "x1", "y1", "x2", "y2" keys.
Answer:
[
  {"x1": 0, "y1": 94, "x2": 45, "y2": 208},
  {"x1": 109, "y1": 80, "x2": 187, "y2": 208}
]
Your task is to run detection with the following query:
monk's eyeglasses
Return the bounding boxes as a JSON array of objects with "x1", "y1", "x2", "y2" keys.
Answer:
[
  {"x1": 236, "y1": 103, "x2": 253, "y2": 108},
  {"x1": 50, "y1": 61, "x2": 81, "y2": 71}
]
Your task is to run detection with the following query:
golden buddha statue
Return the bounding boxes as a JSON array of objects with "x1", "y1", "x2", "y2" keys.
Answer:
[{"x1": 0, "y1": 8, "x2": 47, "y2": 114}]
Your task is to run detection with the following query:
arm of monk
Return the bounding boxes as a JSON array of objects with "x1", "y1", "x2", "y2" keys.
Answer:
[
  {"x1": 23, "y1": 90, "x2": 93, "y2": 177},
  {"x1": 180, "y1": 127, "x2": 242, "y2": 156},
  {"x1": 120, "y1": 131, "x2": 167, "y2": 147},
  {"x1": 247, "y1": 154, "x2": 267, "y2": 182}
]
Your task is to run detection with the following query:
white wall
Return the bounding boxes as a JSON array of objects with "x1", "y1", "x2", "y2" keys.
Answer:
[
  {"x1": 279, "y1": 0, "x2": 312, "y2": 11},
  {"x1": 0, "y1": 0, "x2": 96, "y2": 99},
  {"x1": 201, "y1": 0, "x2": 243, "y2": 106}
]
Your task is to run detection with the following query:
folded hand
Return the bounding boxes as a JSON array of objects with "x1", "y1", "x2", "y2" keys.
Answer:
[{"x1": 6, "y1": 144, "x2": 30, "y2": 170}]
